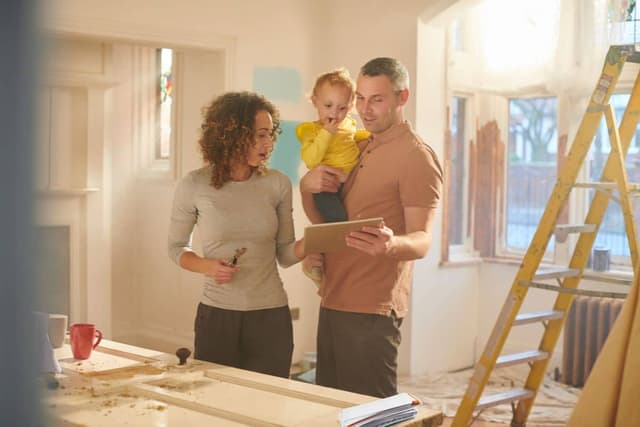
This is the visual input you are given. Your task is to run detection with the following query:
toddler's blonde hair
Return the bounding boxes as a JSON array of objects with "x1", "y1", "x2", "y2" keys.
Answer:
[{"x1": 311, "y1": 68, "x2": 355, "y2": 104}]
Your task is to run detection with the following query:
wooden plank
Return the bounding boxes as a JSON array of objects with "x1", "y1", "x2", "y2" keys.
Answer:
[
  {"x1": 204, "y1": 368, "x2": 366, "y2": 408},
  {"x1": 132, "y1": 382, "x2": 283, "y2": 427}
]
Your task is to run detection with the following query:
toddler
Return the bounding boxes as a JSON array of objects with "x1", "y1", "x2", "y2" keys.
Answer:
[
  {"x1": 296, "y1": 68, "x2": 370, "y2": 223},
  {"x1": 296, "y1": 68, "x2": 370, "y2": 285}
]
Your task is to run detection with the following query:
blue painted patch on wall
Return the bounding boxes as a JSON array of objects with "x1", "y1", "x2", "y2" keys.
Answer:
[{"x1": 252, "y1": 66, "x2": 302, "y2": 103}]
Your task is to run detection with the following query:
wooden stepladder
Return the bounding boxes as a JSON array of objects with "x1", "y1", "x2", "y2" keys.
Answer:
[{"x1": 452, "y1": 45, "x2": 640, "y2": 427}]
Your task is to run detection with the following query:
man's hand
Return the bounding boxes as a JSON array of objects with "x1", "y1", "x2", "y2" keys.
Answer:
[
  {"x1": 300, "y1": 165, "x2": 346, "y2": 194},
  {"x1": 346, "y1": 207, "x2": 435, "y2": 260},
  {"x1": 346, "y1": 224, "x2": 394, "y2": 257}
]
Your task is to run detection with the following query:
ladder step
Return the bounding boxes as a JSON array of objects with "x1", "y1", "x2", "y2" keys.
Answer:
[
  {"x1": 554, "y1": 224, "x2": 596, "y2": 243},
  {"x1": 574, "y1": 182, "x2": 640, "y2": 192},
  {"x1": 533, "y1": 268, "x2": 580, "y2": 280},
  {"x1": 625, "y1": 50, "x2": 640, "y2": 63},
  {"x1": 582, "y1": 272, "x2": 633, "y2": 286},
  {"x1": 514, "y1": 310, "x2": 564, "y2": 326},
  {"x1": 476, "y1": 388, "x2": 535, "y2": 411},
  {"x1": 520, "y1": 280, "x2": 628, "y2": 299},
  {"x1": 574, "y1": 182, "x2": 616, "y2": 190},
  {"x1": 495, "y1": 350, "x2": 549, "y2": 369}
]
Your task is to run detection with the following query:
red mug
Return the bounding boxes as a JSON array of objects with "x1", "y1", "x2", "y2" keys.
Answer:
[{"x1": 69, "y1": 323, "x2": 103, "y2": 360}]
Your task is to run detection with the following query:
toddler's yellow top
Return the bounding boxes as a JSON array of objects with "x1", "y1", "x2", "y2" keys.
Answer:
[{"x1": 296, "y1": 115, "x2": 370, "y2": 174}]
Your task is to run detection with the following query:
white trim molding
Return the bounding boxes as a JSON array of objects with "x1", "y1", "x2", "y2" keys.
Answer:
[{"x1": 42, "y1": 14, "x2": 235, "y2": 93}]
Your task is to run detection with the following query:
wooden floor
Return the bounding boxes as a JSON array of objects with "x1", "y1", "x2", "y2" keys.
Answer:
[
  {"x1": 440, "y1": 417, "x2": 558, "y2": 427},
  {"x1": 441, "y1": 418, "x2": 506, "y2": 427}
]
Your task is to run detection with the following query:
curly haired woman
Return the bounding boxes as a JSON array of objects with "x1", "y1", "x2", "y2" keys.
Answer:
[{"x1": 168, "y1": 92, "x2": 305, "y2": 378}]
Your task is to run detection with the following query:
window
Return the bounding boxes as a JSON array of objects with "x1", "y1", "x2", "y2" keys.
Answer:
[
  {"x1": 442, "y1": 95, "x2": 477, "y2": 263},
  {"x1": 448, "y1": 96, "x2": 468, "y2": 247},
  {"x1": 133, "y1": 46, "x2": 178, "y2": 179},
  {"x1": 451, "y1": 18, "x2": 464, "y2": 52},
  {"x1": 156, "y1": 48, "x2": 174, "y2": 162},
  {"x1": 609, "y1": 0, "x2": 639, "y2": 44},
  {"x1": 505, "y1": 97, "x2": 558, "y2": 254},
  {"x1": 589, "y1": 92, "x2": 640, "y2": 265}
]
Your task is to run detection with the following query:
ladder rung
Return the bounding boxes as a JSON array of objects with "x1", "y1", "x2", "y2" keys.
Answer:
[
  {"x1": 495, "y1": 350, "x2": 549, "y2": 369},
  {"x1": 519, "y1": 280, "x2": 628, "y2": 299},
  {"x1": 574, "y1": 182, "x2": 640, "y2": 192},
  {"x1": 574, "y1": 181, "x2": 616, "y2": 190},
  {"x1": 513, "y1": 310, "x2": 564, "y2": 326},
  {"x1": 532, "y1": 268, "x2": 580, "y2": 280},
  {"x1": 582, "y1": 272, "x2": 633, "y2": 286},
  {"x1": 574, "y1": 182, "x2": 616, "y2": 190},
  {"x1": 476, "y1": 388, "x2": 535, "y2": 411},
  {"x1": 554, "y1": 224, "x2": 596, "y2": 243}
]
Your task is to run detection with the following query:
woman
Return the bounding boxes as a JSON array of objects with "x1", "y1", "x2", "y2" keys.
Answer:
[{"x1": 168, "y1": 91, "x2": 304, "y2": 378}]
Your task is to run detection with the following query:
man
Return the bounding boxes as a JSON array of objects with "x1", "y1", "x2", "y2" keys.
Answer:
[{"x1": 300, "y1": 57, "x2": 443, "y2": 398}]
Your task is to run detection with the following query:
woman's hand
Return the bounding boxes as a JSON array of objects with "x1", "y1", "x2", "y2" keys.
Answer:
[
  {"x1": 302, "y1": 253, "x2": 324, "y2": 286},
  {"x1": 205, "y1": 259, "x2": 240, "y2": 284},
  {"x1": 303, "y1": 253, "x2": 324, "y2": 272}
]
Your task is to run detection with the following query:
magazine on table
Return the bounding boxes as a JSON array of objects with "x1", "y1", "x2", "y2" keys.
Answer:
[{"x1": 339, "y1": 392, "x2": 421, "y2": 427}]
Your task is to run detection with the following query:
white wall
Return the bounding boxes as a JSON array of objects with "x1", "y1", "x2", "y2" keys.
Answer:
[{"x1": 411, "y1": 19, "x2": 480, "y2": 374}]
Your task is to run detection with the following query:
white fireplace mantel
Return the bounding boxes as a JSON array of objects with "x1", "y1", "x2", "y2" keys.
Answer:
[{"x1": 35, "y1": 37, "x2": 114, "y2": 336}]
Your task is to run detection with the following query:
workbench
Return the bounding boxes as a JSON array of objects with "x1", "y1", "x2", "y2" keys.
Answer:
[{"x1": 44, "y1": 339, "x2": 443, "y2": 426}]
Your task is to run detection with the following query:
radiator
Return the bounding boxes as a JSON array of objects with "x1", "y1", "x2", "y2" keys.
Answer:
[{"x1": 561, "y1": 296, "x2": 624, "y2": 387}]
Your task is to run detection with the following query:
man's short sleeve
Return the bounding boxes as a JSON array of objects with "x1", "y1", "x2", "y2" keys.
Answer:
[{"x1": 399, "y1": 142, "x2": 443, "y2": 209}]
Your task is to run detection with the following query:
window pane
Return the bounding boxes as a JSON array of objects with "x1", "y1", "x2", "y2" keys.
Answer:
[
  {"x1": 157, "y1": 48, "x2": 173, "y2": 160},
  {"x1": 589, "y1": 93, "x2": 639, "y2": 260},
  {"x1": 609, "y1": 1, "x2": 639, "y2": 44},
  {"x1": 451, "y1": 19, "x2": 464, "y2": 51},
  {"x1": 449, "y1": 97, "x2": 466, "y2": 245},
  {"x1": 506, "y1": 97, "x2": 558, "y2": 251}
]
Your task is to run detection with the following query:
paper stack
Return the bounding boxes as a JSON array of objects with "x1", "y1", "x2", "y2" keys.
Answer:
[{"x1": 339, "y1": 392, "x2": 420, "y2": 427}]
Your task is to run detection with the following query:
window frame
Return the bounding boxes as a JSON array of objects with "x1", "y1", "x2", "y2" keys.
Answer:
[
  {"x1": 446, "y1": 93, "x2": 477, "y2": 260},
  {"x1": 133, "y1": 45, "x2": 181, "y2": 181},
  {"x1": 489, "y1": 87, "x2": 637, "y2": 272},
  {"x1": 495, "y1": 94, "x2": 559, "y2": 261}
]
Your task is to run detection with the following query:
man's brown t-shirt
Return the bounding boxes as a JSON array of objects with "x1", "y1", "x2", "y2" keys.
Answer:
[{"x1": 320, "y1": 121, "x2": 443, "y2": 317}]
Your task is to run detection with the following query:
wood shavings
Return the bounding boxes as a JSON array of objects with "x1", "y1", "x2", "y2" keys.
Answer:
[{"x1": 146, "y1": 403, "x2": 166, "y2": 411}]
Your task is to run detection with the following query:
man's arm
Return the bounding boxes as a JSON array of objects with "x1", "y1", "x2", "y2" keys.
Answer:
[
  {"x1": 346, "y1": 206, "x2": 436, "y2": 260},
  {"x1": 299, "y1": 165, "x2": 346, "y2": 224},
  {"x1": 300, "y1": 190, "x2": 323, "y2": 225}
]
